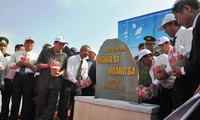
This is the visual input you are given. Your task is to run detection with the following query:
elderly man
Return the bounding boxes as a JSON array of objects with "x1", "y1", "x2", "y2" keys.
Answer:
[
  {"x1": 9, "y1": 37, "x2": 38, "y2": 120},
  {"x1": 58, "y1": 45, "x2": 90, "y2": 120},
  {"x1": 82, "y1": 48, "x2": 97, "y2": 96}
]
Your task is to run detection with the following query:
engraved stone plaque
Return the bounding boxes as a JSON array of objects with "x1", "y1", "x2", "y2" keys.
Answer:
[{"x1": 95, "y1": 38, "x2": 139, "y2": 102}]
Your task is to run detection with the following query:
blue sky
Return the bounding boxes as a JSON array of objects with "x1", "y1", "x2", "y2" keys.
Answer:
[{"x1": 0, "y1": 0, "x2": 175, "y2": 54}]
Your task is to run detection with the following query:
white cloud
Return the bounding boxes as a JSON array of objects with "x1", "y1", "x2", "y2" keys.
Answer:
[
  {"x1": 123, "y1": 31, "x2": 128, "y2": 35},
  {"x1": 124, "y1": 35, "x2": 128, "y2": 39},
  {"x1": 134, "y1": 27, "x2": 142, "y2": 35},
  {"x1": 136, "y1": 35, "x2": 141, "y2": 39},
  {"x1": 132, "y1": 23, "x2": 136, "y2": 28}
]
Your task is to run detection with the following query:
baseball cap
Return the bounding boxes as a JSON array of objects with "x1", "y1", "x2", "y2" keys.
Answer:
[
  {"x1": 54, "y1": 36, "x2": 68, "y2": 44},
  {"x1": 137, "y1": 49, "x2": 152, "y2": 62},
  {"x1": 158, "y1": 36, "x2": 170, "y2": 45},
  {"x1": 90, "y1": 48, "x2": 97, "y2": 55},
  {"x1": 157, "y1": 14, "x2": 176, "y2": 31},
  {"x1": 25, "y1": 36, "x2": 35, "y2": 43}
]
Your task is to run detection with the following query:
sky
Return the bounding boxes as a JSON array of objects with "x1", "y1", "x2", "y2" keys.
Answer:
[{"x1": 0, "y1": 0, "x2": 175, "y2": 55}]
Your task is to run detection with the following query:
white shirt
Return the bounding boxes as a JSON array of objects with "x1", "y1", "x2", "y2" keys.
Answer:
[
  {"x1": 65, "y1": 54, "x2": 88, "y2": 83},
  {"x1": 1, "y1": 56, "x2": 16, "y2": 85},
  {"x1": 0, "y1": 51, "x2": 5, "y2": 85},
  {"x1": 8, "y1": 50, "x2": 38, "y2": 73},
  {"x1": 1, "y1": 56, "x2": 15, "y2": 85},
  {"x1": 175, "y1": 26, "x2": 193, "y2": 57},
  {"x1": 152, "y1": 54, "x2": 175, "y2": 89},
  {"x1": 0, "y1": 51, "x2": 5, "y2": 70}
]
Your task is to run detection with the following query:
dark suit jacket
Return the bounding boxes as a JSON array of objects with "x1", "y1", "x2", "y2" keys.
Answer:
[
  {"x1": 184, "y1": 15, "x2": 200, "y2": 93},
  {"x1": 89, "y1": 61, "x2": 96, "y2": 85},
  {"x1": 82, "y1": 61, "x2": 96, "y2": 96}
]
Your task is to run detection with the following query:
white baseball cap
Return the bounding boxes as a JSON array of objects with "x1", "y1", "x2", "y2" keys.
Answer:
[
  {"x1": 157, "y1": 14, "x2": 176, "y2": 31},
  {"x1": 25, "y1": 36, "x2": 35, "y2": 43},
  {"x1": 158, "y1": 36, "x2": 170, "y2": 45},
  {"x1": 54, "y1": 36, "x2": 68, "y2": 44},
  {"x1": 137, "y1": 49, "x2": 152, "y2": 62},
  {"x1": 90, "y1": 48, "x2": 97, "y2": 55}
]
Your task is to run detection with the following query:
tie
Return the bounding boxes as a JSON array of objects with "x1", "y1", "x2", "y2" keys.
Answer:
[
  {"x1": 76, "y1": 60, "x2": 83, "y2": 81},
  {"x1": 173, "y1": 36, "x2": 177, "y2": 46},
  {"x1": 19, "y1": 66, "x2": 26, "y2": 75}
]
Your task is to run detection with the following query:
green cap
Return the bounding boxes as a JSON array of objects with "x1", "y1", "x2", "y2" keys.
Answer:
[{"x1": 143, "y1": 36, "x2": 156, "y2": 44}]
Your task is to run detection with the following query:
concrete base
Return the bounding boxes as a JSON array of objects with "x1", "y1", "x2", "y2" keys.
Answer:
[{"x1": 74, "y1": 96, "x2": 159, "y2": 120}]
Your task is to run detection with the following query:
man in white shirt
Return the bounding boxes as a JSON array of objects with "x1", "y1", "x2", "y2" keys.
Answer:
[
  {"x1": 147, "y1": 37, "x2": 175, "y2": 120},
  {"x1": 138, "y1": 46, "x2": 175, "y2": 120},
  {"x1": 58, "y1": 45, "x2": 90, "y2": 120},
  {"x1": 158, "y1": 13, "x2": 192, "y2": 56},
  {"x1": 82, "y1": 48, "x2": 97, "y2": 96},
  {"x1": 158, "y1": 13, "x2": 193, "y2": 109},
  {"x1": 8, "y1": 37, "x2": 38, "y2": 120}
]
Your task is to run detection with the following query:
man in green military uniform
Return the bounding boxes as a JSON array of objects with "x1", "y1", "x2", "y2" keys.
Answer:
[
  {"x1": 138, "y1": 36, "x2": 160, "y2": 87},
  {"x1": 137, "y1": 63, "x2": 152, "y2": 86},
  {"x1": 144, "y1": 36, "x2": 160, "y2": 56},
  {"x1": 0, "y1": 37, "x2": 11, "y2": 120}
]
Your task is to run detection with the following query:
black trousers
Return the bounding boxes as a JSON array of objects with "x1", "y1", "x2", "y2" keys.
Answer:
[
  {"x1": 173, "y1": 76, "x2": 200, "y2": 120},
  {"x1": 9, "y1": 72, "x2": 35, "y2": 120},
  {"x1": 0, "y1": 79, "x2": 12, "y2": 120},
  {"x1": 173, "y1": 76, "x2": 192, "y2": 109},
  {"x1": 35, "y1": 85, "x2": 60, "y2": 120},
  {"x1": 81, "y1": 84, "x2": 95, "y2": 96},
  {"x1": 159, "y1": 87, "x2": 174, "y2": 120},
  {"x1": 58, "y1": 79, "x2": 81, "y2": 120}
]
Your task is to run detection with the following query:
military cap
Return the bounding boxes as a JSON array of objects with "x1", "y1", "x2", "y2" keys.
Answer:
[
  {"x1": 0, "y1": 37, "x2": 9, "y2": 45},
  {"x1": 143, "y1": 36, "x2": 156, "y2": 44}
]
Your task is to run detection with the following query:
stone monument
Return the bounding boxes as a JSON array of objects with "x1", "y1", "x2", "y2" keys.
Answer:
[
  {"x1": 95, "y1": 38, "x2": 139, "y2": 102},
  {"x1": 73, "y1": 39, "x2": 159, "y2": 120}
]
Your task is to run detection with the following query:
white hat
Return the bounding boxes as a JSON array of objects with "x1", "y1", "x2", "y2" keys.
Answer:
[
  {"x1": 158, "y1": 36, "x2": 170, "y2": 45},
  {"x1": 54, "y1": 36, "x2": 68, "y2": 44},
  {"x1": 25, "y1": 36, "x2": 35, "y2": 42},
  {"x1": 90, "y1": 48, "x2": 97, "y2": 55},
  {"x1": 137, "y1": 49, "x2": 152, "y2": 62},
  {"x1": 157, "y1": 14, "x2": 176, "y2": 31}
]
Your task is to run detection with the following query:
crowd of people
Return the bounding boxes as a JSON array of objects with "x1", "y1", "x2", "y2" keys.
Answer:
[
  {"x1": 0, "y1": 0, "x2": 200, "y2": 120},
  {"x1": 0, "y1": 35, "x2": 97, "y2": 120},
  {"x1": 136, "y1": 0, "x2": 200, "y2": 120}
]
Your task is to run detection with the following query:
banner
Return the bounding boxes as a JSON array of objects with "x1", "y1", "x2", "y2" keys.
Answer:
[{"x1": 118, "y1": 8, "x2": 172, "y2": 56}]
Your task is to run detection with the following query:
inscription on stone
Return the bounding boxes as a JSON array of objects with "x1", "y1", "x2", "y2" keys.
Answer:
[{"x1": 95, "y1": 38, "x2": 139, "y2": 102}]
